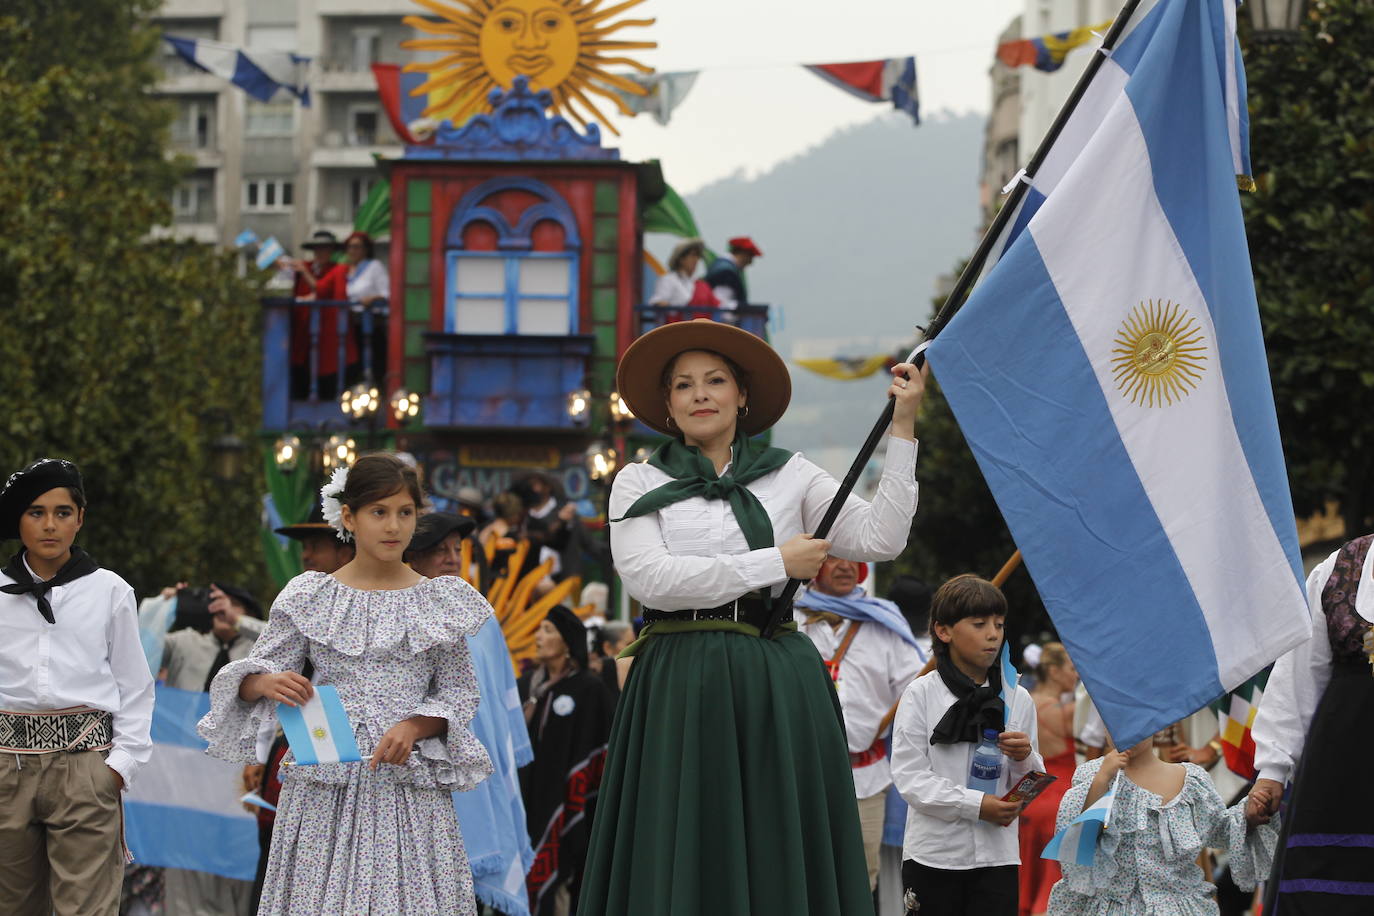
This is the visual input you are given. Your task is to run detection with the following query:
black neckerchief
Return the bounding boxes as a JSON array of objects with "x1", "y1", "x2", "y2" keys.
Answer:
[
  {"x1": 0, "y1": 548, "x2": 100, "y2": 624},
  {"x1": 930, "y1": 654, "x2": 1006, "y2": 745}
]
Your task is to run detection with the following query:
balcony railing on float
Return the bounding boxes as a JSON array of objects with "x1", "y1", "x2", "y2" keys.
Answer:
[
  {"x1": 635, "y1": 303, "x2": 770, "y2": 340},
  {"x1": 261, "y1": 298, "x2": 388, "y2": 429}
]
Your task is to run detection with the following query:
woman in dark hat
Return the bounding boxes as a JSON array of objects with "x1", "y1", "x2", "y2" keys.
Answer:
[
  {"x1": 289, "y1": 229, "x2": 355, "y2": 399},
  {"x1": 578, "y1": 319, "x2": 926, "y2": 915},
  {"x1": 518, "y1": 605, "x2": 615, "y2": 916}
]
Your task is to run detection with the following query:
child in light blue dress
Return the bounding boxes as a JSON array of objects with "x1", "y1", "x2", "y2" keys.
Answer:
[{"x1": 1047, "y1": 736, "x2": 1277, "y2": 915}]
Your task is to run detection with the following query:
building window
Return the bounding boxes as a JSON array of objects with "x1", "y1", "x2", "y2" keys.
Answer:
[
  {"x1": 347, "y1": 105, "x2": 379, "y2": 145},
  {"x1": 246, "y1": 25, "x2": 296, "y2": 52},
  {"x1": 444, "y1": 178, "x2": 582, "y2": 337},
  {"x1": 172, "y1": 175, "x2": 213, "y2": 220},
  {"x1": 244, "y1": 179, "x2": 294, "y2": 213},
  {"x1": 351, "y1": 28, "x2": 381, "y2": 71},
  {"x1": 349, "y1": 176, "x2": 378, "y2": 214},
  {"x1": 447, "y1": 254, "x2": 575, "y2": 335},
  {"x1": 245, "y1": 100, "x2": 295, "y2": 137},
  {"x1": 171, "y1": 99, "x2": 214, "y2": 148}
]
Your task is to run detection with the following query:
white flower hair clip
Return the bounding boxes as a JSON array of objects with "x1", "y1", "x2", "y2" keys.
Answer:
[{"x1": 320, "y1": 466, "x2": 352, "y2": 542}]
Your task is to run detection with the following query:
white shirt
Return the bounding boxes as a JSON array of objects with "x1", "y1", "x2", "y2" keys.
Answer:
[
  {"x1": 649, "y1": 270, "x2": 696, "y2": 307},
  {"x1": 609, "y1": 438, "x2": 919, "y2": 610},
  {"x1": 794, "y1": 606, "x2": 925, "y2": 797},
  {"x1": 0, "y1": 558, "x2": 155, "y2": 788},
  {"x1": 346, "y1": 258, "x2": 389, "y2": 303},
  {"x1": 890, "y1": 669, "x2": 1043, "y2": 869},
  {"x1": 1252, "y1": 544, "x2": 1374, "y2": 785}
]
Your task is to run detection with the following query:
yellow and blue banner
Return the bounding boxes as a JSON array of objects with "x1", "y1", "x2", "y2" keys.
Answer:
[{"x1": 998, "y1": 21, "x2": 1113, "y2": 72}]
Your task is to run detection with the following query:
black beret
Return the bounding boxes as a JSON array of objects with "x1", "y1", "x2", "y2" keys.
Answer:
[
  {"x1": 407, "y1": 513, "x2": 477, "y2": 555},
  {"x1": 0, "y1": 458, "x2": 84, "y2": 540}
]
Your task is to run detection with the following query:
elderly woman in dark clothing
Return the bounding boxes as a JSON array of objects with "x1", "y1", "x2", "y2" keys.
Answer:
[{"x1": 518, "y1": 606, "x2": 614, "y2": 916}]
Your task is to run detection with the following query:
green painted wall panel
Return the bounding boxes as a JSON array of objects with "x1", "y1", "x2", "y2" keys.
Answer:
[
  {"x1": 405, "y1": 360, "x2": 427, "y2": 394},
  {"x1": 593, "y1": 216, "x2": 618, "y2": 250},
  {"x1": 405, "y1": 288, "x2": 430, "y2": 322},
  {"x1": 407, "y1": 180, "x2": 432, "y2": 214},
  {"x1": 407, "y1": 215, "x2": 431, "y2": 250},
  {"x1": 591, "y1": 287, "x2": 617, "y2": 322},
  {"x1": 405, "y1": 251, "x2": 429, "y2": 285},
  {"x1": 592, "y1": 253, "x2": 617, "y2": 285},
  {"x1": 593, "y1": 323, "x2": 617, "y2": 357},
  {"x1": 405, "y1": 324, "x2": 427, "y2": 360},
  {"x1": 594, "y1": 180, "x2": 618, "y2": 216}
]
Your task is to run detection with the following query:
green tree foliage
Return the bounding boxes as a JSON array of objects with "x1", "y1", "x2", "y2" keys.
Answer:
[
  {"x1": 0, "y1": 0, "x2": 267, "y2": 598},
  {"x1": 1242, "y1": 0, "x2": 1374, "y2": 537}
]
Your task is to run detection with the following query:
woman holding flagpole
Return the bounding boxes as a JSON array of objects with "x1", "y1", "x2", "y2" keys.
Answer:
[
  {"x1": 198, "y1": 454, "x2": 494, "y2": 916},
  {"x1": 578, "y1": 319, "x2": 925, "y2": 915}
]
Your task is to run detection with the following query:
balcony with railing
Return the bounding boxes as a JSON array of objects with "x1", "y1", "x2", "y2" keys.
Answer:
[
  {"x1": 635, "y1": 303, "x2": 770, "y2": 340},
  {"x1": 261, "y1": 298, "x2": 389, "y2": 429}
]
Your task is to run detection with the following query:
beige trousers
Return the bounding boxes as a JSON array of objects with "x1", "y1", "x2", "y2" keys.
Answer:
[
  {"x1": 858, "y1": 789, "x2": 888, "y2": 890},
  {"x1": 0, "y1": 750, "x2": 123, "y2": 916}
]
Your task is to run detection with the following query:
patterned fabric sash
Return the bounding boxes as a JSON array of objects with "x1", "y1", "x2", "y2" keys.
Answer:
[{"x1": 0, "y1": 705, "x2": 114, "y2": 754}]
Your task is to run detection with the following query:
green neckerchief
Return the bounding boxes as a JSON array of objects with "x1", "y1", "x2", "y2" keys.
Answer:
[{"x1": 611, "y1": 432, "x2": 793, "y2": 551}]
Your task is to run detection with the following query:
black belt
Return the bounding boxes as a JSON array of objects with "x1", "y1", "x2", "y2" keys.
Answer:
[{"x1": 642, "y1": 592, "x2": 785, "y2": 629}]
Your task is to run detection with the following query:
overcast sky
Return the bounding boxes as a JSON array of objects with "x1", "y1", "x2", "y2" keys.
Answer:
[{"x1": 600, "y1": 0, "x2": 1024, "y2": 192}]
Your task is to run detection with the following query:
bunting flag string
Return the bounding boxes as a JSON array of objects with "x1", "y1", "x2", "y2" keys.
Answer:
[
  {"x1": 996, "y1": 21, "x2": 1113, "y2": 72},
  {"x1": 373, "y1": 57, "x2": 921, "y2": 134}
]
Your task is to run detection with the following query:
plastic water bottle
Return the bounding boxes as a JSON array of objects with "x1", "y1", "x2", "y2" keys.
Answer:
[{"x1": 968, "y1": 728, "x2": 1003, "y2": 793}]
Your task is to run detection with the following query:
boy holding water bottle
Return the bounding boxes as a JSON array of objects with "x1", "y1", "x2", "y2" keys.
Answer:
[{"x1": 890, "y1": 574, "x2": 1043, "y2": 914}]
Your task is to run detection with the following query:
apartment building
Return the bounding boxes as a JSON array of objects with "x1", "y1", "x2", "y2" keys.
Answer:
[{"x1": 156, "y1": 0, "x2": 424, "y2": 255}]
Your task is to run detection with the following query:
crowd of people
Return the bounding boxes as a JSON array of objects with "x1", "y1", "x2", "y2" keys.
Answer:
[{"x1": 0, "y1": 316, "x2": 1365, "y2": 916}]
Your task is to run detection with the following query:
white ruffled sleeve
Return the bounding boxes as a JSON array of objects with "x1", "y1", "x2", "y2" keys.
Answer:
[
  {"x1": 1054, "y1": 758, "x2": 1125, "y2": 893},
  {"x1": 1208, "y1": 786, "x2": 1281, "y2": 892},
  {"x1": 196, "y1": 579, "x2": 309, "y2": 763},
  {"x1": 407, "y1": 619, "x2": 494, "y2": 792}
]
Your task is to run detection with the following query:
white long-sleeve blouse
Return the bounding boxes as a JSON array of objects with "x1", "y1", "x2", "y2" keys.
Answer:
[
  {"x1": 609, "y1": 437, "x2": 919, "y2": 611},
  {"x1": 1252, "y1": 542, "x2": 1374, "y2": 785}
]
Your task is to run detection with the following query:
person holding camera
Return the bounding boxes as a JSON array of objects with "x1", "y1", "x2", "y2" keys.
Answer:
[{"x1": 158, "y1": 582, "x2": 265, "y2": 915}]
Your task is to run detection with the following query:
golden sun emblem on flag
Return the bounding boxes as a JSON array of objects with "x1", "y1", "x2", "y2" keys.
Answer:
[
  {"x1": 1110, "y1": 299, "x2": 1208, "y2": 407},
  {"x1": 311, "y1": 726, "x2": 328, "y2": 740},
  {"x1": 401, "y1": 0, "x2": 656, "y2": 135}
]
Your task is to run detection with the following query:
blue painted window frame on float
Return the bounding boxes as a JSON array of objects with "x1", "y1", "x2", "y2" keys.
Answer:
[{"x1": 443, "y1": 177, "x2": 582, "y2": 336}]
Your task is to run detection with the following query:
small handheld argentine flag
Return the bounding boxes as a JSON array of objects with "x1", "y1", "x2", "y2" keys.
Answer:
[
  {"x1": 233, "y1": 229, "x2": 259, "y2": 248},
  {"x1": 1042, "y1": 771, "x2": 1121, "y2": 866},
  {"x1": 255, "y1": 237, "x2": 285, "y2": 271},
  {"x1": 999, "y1": 642, "x2": 1019, "y2": 707},
  {"x1": 277, "y1": 685, "x2": 363, "y2": 765}
]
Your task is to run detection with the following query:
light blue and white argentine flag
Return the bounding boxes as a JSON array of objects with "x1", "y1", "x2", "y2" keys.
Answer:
[
  {"x1": 125, "y1": 686, "x2": 258, "y2": 880},
  {"x1": 255, "y1": 236, "x2": 286, "y2": 271},
  {"x1": 1042, "y1": 772, "x2": 1121, "y2": 866},
  {"x1": 926, "y1": 0, "x2": 1309, "y2": 749},
  {"x1": 277, "y1": 684, "x2": 363, "y2": 765},
  {"x1": 163, "y1": 35, "x2": 310, "y2": 106}
]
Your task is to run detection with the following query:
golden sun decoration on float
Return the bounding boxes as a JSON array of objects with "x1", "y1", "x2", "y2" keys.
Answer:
[
  {"x1": 402, "y1": 0, "x2": 656, "y2": 135},
  {"x1": 1109, "y1": 299, "x2": 1209, "y2": 408}
]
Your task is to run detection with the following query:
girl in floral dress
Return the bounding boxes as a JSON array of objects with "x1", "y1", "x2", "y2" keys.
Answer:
[
  {"x1": 198, "y1": 454, "x2": 493, "y2": 915},
  {"x1": 1046, "y1": 736, "x2": 1277, "y2": 915}
]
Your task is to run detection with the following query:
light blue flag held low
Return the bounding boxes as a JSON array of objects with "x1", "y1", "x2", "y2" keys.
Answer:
[
  {"x1": 125, "y1": 686, "x2": 259, "y2": 880},
  {"x1": 277, "y1": 685, "x2": 363, "y2": 765},
  {"x1": 925, "y1": 0, "x2": 1311, "y2": 750},
  {"x1": 1042, "y1": 771, "x2": 1121, "y2": 867}
]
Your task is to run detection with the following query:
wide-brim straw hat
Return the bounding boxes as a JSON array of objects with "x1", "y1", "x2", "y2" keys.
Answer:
[
  {"x1": 616, "y1": 319, "x2": 791, "y2": 437},
  {"x1": 667, "y1": 237, "x2": 706, "y2": 273}
]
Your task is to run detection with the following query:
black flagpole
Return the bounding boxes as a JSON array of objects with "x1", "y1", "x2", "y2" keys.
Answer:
[{"x1": 759, "y1": 0, "x2": 1144, "y2": 638}]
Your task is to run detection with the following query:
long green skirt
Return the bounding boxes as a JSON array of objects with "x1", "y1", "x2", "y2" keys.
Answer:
[{"x1": 577, "y1": 624, "x2": 874, "y2": 915}]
